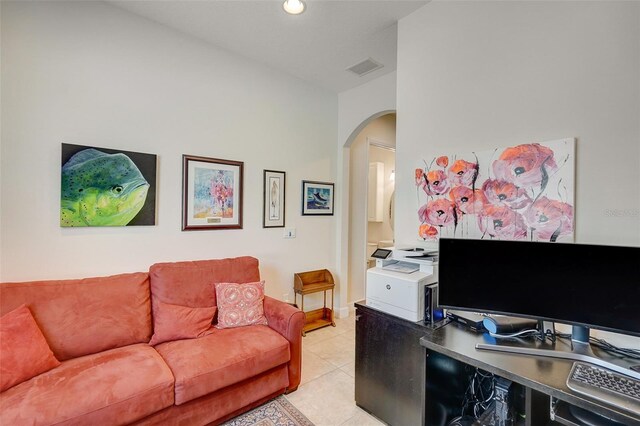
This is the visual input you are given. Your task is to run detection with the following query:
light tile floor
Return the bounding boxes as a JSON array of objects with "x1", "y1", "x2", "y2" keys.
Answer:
[{"x1": 285, "y1": 314, "x2": 386, "y2": 426}]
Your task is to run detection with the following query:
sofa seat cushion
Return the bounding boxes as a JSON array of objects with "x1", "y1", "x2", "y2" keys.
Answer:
[
  {"x1": 155, "y1": 324, "x2": 290, "y2": 405},
  {"x1": 0, "y1": 343, "x2": 174, "y2": 426}
]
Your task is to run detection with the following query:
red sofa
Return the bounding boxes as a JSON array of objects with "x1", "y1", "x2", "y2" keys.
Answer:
[{"x1": 0, "y1": 256, "x2": 305, "y2": 425}]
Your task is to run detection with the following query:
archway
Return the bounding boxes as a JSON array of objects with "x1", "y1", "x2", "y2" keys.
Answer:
[{"x1": 337, "y1": 110, "x2": 396, "y2": 318}]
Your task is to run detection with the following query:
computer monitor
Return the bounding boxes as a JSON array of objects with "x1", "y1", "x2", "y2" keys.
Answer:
[{"x1": 437, "y1": 238, "x2": 640, "y2": 377}]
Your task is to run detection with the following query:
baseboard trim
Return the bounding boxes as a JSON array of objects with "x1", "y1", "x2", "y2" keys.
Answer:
[{"x1": 336, "y1": 306, "x2": 350, "y2": 319}]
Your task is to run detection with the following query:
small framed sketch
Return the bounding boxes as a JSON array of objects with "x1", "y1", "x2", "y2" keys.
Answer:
[
  {"x1": 263, "y1": 170, "x2": 286, "y2": 228},
  {"x1": 182, "y1": 155, "x2": 243, "y2": 231},
  {"x1": 302, "y1": 180, "x2": 334, "y2": 216}
]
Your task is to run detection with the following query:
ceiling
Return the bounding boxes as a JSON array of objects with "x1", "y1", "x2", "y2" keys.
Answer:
[{"x1": 110, "y1": 0, "x2": 429, "y2": 93}]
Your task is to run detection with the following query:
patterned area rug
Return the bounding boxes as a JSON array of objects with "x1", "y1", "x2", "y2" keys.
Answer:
[{"x1": 222, "y1": 396, "x2": 315, "y2": 426}]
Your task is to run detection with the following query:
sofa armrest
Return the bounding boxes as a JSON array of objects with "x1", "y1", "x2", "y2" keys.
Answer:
[{"x1": 263, "y1": 296, "x2": 305, "y2": 391}]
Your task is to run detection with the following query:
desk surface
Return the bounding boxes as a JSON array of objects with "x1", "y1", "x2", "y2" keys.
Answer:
[{"x1": 420, "y1": 321, "x2": 640, "y2": 425}]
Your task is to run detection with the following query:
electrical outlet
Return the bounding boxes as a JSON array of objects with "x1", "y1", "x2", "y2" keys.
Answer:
[
  {"x1": 283, "y1": 228, "x2": 296, "y2": 239},
  {"x1": 283, "y1": 293, "x2": 290, "y2": 303}
]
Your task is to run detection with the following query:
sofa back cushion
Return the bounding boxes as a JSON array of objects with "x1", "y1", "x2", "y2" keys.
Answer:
[
  {"x1": 149, "y1": 257, "x2": 260, "y2": 308},
  {"x1": 0, "y1": 273, "x2": 151, "y2": 361},
  {"x1": 148, "y1": 257, "x2": 258, "y2": 335}
]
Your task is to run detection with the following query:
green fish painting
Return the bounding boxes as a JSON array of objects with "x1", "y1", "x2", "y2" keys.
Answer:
[{"x1": 61, "y1": 148, "x2": 150, "y2": 227}]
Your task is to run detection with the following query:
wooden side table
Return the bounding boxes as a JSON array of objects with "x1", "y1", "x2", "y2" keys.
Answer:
[{"x1": 293, "y1": 269, "x2": 336, "y2": 336}]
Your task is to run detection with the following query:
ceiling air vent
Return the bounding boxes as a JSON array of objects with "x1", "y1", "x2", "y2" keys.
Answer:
[{"x1": 346, "y1": 58, "x2": 383, "y2": 77}]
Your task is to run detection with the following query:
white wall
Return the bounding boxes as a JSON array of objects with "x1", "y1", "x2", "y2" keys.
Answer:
[
  {"x1": 337, "y1": 71, "x2": 397, "y2": 149},
  {"x1": 396, "y1": 1, "x2": 640, "y2": 248},
  {"x1": 0, "y1": 3, "x2": 3, "y2": 279},
  {"x1": 396, "y1": 1, "x2": 639, "y2": 345},
  {"x1": 0, "y1": 1, "x2": 338, "y2": 305},
  {"x1": 348, "y1": 114, "x2": 395, "y2": 304}
]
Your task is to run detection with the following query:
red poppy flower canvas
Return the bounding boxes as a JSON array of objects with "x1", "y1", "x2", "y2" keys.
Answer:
[{"x1": 415, "y1": 138, "x2": 574, "y2": 242}]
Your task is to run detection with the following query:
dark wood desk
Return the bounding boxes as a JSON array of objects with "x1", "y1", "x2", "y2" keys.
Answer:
[
  {"x1": 355, "y1": 302, "x2": 640, "y2": 426},
  {"x1": 422, "y1": 320, "x2": 640, "y2": 425}
]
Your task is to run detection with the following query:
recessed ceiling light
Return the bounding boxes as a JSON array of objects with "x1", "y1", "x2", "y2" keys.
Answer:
[{"x1": 283, "y1": 0, "x2": 306, "y2": 15}]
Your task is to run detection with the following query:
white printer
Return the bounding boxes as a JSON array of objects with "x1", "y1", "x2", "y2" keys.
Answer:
[{"x1": 366, "y1": 248, "x2": 438, "y2": 322}]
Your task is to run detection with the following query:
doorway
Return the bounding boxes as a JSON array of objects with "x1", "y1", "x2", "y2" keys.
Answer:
[
  {"x1": 366, "y1": 142, "x2": 396, "y2": 268},
  {"x1": 347, "y1": 113, "x2": 396, "y2": 306}
]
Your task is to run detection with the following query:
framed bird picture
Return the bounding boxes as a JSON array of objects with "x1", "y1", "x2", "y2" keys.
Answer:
[
  {"x1": 302, "y1": 180, "x2": 334, "y2": 216},
  {"x1": 263, "y1": 170, "x2": 286, "y2": 228}
]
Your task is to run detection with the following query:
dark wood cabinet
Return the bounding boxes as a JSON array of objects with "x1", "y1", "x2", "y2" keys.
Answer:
[{"x1": 355, "y1": 303, "x2": 429, "y2": 426}]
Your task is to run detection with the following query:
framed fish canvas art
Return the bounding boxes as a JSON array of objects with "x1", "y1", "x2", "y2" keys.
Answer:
[
  {"x1": 60, "y1": 144, "x2": 157, "y2": 227},
  {"x1": 182, "y1": 155, "x2": 244, "y2": 231},
  {"x1": 415, "y1": 138, "x2": 575, "y2": 242}
]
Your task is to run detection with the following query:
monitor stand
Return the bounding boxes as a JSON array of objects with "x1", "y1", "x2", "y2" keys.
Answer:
[{"x1": 476, "y1": 325, "x2": 640, "y2": 380}]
